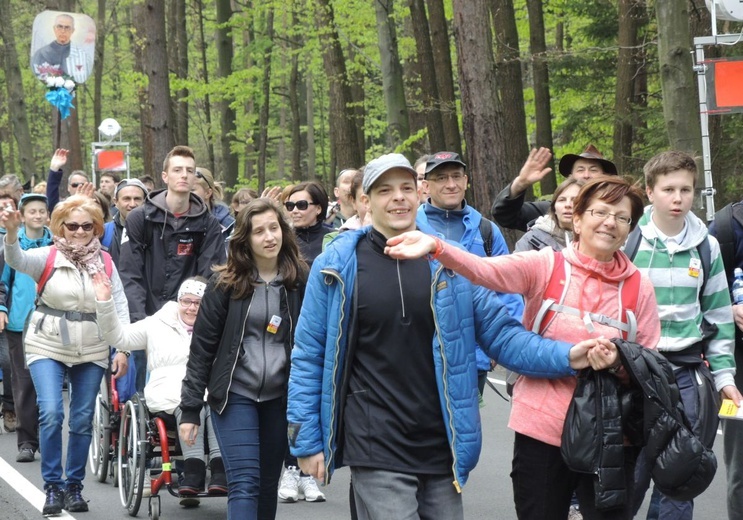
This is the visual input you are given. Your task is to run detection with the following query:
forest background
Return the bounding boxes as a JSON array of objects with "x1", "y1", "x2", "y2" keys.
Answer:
[{"x1": 1, "y1": 0, "x2": 742, "y2": 244}]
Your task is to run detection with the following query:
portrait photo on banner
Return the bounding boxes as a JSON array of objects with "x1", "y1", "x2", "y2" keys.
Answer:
[{"x1": 30, "y1": 10, "x2": 96, "y2": 85}]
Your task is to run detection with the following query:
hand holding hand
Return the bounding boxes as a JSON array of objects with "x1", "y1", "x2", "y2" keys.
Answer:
[
  {"x1": 511, "y1": 147, "x2": 553, "y2": 196},
  {"x1": 384, "y1": 231, "x2": 437, "y2": 260},
  {"x1": 92, "y1": 271, "x2": 113, "y2": 301},
  {"x1": 298, "y1": 452, "x2": 325, "y2": 482},
  {"x1": 586, "y1": 338, "x2": 619, "y2": 371},
  {"x1": 50, "y1": 148, "x2": 69, "y2": 171}
]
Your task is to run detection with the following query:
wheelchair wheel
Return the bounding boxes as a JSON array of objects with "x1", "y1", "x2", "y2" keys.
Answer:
[
  {"x1": 89, "y1": 385, "x2": 111, "y2": 483},
  {"x1": 148, "y1": 497, "x2": 160, "y2": 520},
  {"x1": 118, "y1": 395, "x2": 148, "y2": 516}
]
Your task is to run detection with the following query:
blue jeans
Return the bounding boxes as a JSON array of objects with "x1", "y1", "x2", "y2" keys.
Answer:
[
  {"x1": 29, "y1": 358, "x2": 105, "y2": 488},
  {"x1": 210, "y1": 394, "x2": 287, "y2": 520},
  {"x1": 351, "y1": 467, "x2": 463, "y2": 520}
]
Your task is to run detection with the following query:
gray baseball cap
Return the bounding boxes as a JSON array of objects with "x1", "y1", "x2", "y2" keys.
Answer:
[{"x1": 362, "y1": 153, "x2": 417, "y2": 194}]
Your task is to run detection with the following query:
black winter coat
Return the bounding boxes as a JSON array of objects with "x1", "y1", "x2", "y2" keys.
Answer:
[
  {"x1": 561, "y1": 339, "x2": 717, "y2": 508},
  {"x1": 179, "y1": 275, "x2": 304, "y2": 425}
]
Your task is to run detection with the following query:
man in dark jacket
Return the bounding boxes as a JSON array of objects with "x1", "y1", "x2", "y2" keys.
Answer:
[
  {"x1": 102, "y1": 178, "x2": 147, "y2": 264},
  {"x1": 118, "y1": 145, "x2": 226, "y2": 391},
  {"x1": 709, "y1": 203, "x2": 743, "y2": 520},
  {"x1": 491, "y1": 144, "x2": 617, "y2": 232}
]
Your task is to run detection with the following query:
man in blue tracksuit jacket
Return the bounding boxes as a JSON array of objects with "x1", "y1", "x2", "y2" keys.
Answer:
[{"x1": 287, "y1": 153, "x2": 598, "y2": 520}]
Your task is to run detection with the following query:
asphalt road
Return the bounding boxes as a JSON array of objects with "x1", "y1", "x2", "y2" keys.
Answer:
[{"x1": 0, "y1": 372, "x2": 731, "y2": 519}]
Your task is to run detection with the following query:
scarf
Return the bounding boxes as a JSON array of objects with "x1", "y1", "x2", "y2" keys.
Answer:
[{"x1": 53, "y1": 236, "x2": 105, "y2": 275}]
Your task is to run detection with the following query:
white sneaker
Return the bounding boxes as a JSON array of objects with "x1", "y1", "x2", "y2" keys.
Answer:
[
  {"x1": 298, "y1": 475, "x2": 326, "y2": 502},
  {"x1": 568, "y1": 505, "x2": 583, "y2": 520},
  {"x1": 278, "y1": 466, "x2": 300, "y2": 502}
]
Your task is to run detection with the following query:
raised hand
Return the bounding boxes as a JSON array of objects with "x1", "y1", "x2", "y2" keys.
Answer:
[
  {"x1": 50, "y1": 148, "x2": 69, "y2": 171},
  {"x1": 0, "y1": 206, "x2": 22, "y2": 236},
  {"x1": 92, "y1": 271, "x2": 113, "y2": 301},
  {"x1": 384, "y1": 231, "x2": 437, "y2": 260},
  {"x1": 511, "y1": 147, "x2": 554, "y2": 196},
  {"x1": 78, "y1": 182, "x2": 96, "y2": 198},
  {"x1": 261, "y1": 185, "x2": 283, "y2": 202}
]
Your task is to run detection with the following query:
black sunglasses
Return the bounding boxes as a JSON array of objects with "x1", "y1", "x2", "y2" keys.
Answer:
[
  {"x1": 195, "y1": 170, "x2": 213, "y2": 190},
  {"x1": 284, "y1": 200, "x2": 317, "y2": 211},
  {"x1": 63, "y1": 222, "x2": 94, "y2": 232},
  {"x1": 69, "y1": 182, "x2": 84, "y2": 188}
]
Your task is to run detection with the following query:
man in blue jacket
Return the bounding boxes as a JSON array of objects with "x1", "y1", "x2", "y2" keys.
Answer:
[
  {"x1": 417, "y1": 151, "x2": 523, "y2": 397},
  {"x1": 287, "y1": 153, "x2": 607, "y2": 519}
]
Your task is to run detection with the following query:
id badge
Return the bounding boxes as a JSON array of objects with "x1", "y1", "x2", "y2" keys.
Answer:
[
  {"x1": 689, "y1": 257, "x2": 701, "y2": 278},
  {"x1": 267, "y1": 315, "x2": 282, "y2": 334}
]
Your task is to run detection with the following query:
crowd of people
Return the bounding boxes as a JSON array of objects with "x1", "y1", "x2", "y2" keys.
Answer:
[{"x1": 0, "y1": 141, "x2": 741, "y2": 520}]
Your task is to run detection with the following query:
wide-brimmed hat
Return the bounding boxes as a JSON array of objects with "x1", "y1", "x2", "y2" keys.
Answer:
[{"x1": 558, "y1": 144, "x2": 618, "y2": 176}]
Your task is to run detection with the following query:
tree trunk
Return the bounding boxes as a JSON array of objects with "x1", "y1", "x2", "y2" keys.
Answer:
[
  {"x1": 289, "y1": 5, "x2": 302, "y2": 182},
  {"x1": 137, "y1": 0, "x2": 175, "y2": 177},
  {"x1": 94, "y1": 0, "x2": 106, "y2": 133},
  {"x1": 240, "y1": 8, "x2": 256, "y2": 181},
  {"x1": 306, "y1": 69, "x2": 316, "y2": 180},
  {"x1": 129, "y1": 4, "x2": 154, "y2": 182},
  {"x1": 426, "y1": 0, "x2": 460, "y2": 154},
  {"x1": 491, "y1": 0, "x2": 528, "y2": 189},
  {"x1": 408, "y1": 0, "x2": 446, "y2": 151},
  {"x1": 525, "y1": 0, "x2": 555, "y2": 192},
  {"x1": 347, "y1": 45, "x2": 366, "y2": 164},
  {"x1": 174, "y1": 0, "x2": 189, "y2": 145},
  {"x1": 257, "y1": 8, "x2": 275, "y2": 193},
  {"x1": 196, "y1": 0, "x2": 215, "y2": 173},
  {"x1": 613, "y1": 0, "x2": 641, "y2": 173},
  {"x1": 655, "y1": 0, "x2": 701, "y2": 153},
  {"x1": 314, "y1": 0, "x2": 363, "y2": 173},
  {"x1": 216, "y1": 0, "x2": 239, "y2": 188},
  {"x1": 374, "y1": 0, "x2": 410, "y2": 148},
  {"x1": 452, "y1": 0, "x2": 518, "y2": 246},
  {"x1": 0, "y1": 0, "x2": 35, "y2": 181}
]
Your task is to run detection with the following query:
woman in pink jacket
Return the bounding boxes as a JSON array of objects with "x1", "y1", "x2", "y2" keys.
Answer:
[{"x1": 386, "y1": 176, "x2": 661, "y2": 520}]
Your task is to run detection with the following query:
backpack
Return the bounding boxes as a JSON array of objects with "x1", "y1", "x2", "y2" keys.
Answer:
[
  {"x1": 101, "y1": 221, "x2": 115, "y2": 251},
  {"x1": 531, "y1": 250, "x2": 641, "y2": 341},
  {"x1": 37, "y1": 246, "x2": 114, "y2": 300},
  {"x1": 712, "y1": 202, "x2": 743, "y2": 274},
  {"x1": 478, "y1": 217, "x2": 494, "y2": 257},
  {"x1": 624, "y1": 226, "x2": 712, "y2": 298}
]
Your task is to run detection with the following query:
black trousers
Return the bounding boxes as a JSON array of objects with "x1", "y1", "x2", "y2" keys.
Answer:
[{"x1": 7, "y1": 330, "x2": 38, "y2": 450}]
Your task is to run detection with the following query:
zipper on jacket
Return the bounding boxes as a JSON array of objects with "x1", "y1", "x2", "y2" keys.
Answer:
[
  {"x1": 255, "y1": 283, "x2": 270, "y2": 401},
  {"x1": 319, "y1": 267, "x2": 346, "y2": 486},
  {"x1": 429, "y1": 263, "x2": 461, "y2": 493},
  {"x1": 217, "y1": 293, "x2": 255, "y2": 415}
]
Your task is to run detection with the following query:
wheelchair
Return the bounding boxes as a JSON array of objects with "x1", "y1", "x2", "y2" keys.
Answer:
[
  {"x1": 118, "y1": 393, "x2": 220, "y2": 519},
  {"x1": 89, "y1": 373, "x2": 123, "y2": 486}
]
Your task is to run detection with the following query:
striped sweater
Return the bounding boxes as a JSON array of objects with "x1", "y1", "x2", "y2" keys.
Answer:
[{"x1": 633, "y1": 206, "x2": 736, "y2": 390}]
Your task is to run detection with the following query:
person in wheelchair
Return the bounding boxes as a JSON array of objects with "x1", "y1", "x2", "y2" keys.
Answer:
[
  {"x1": 180, "y1": 198, "x2": 308, "y2": 520},
  {"x1": 92, "y1": 274, "x2": 227, "y2": 505}
]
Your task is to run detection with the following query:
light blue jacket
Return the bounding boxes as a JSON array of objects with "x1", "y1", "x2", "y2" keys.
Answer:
[
  {"x1": 287, "y1": 228, "x2": 574, "y2": 490},
  {"x1": 0, "y1": 226, "x2": 53, "y2": 331}
]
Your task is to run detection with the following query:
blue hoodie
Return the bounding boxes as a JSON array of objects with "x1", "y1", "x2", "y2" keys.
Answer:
[{"x1": 0, "y1": 226, "x2": 54, "y2": 331}]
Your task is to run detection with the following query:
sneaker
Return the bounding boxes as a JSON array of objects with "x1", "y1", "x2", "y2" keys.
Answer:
[
  {"x1": 16, "y1": 447, "x2": 35, "y2": 463},
  {"x1": 277, "y1": 466, "x2": 300, "y2": 502},
  {"x1": 3, "y1": 409, "x2": 17, "y2": 432},
  {"x1": 64, "y1": 483, "x2": 89, "y2": 513},
  {"x1": 298, "y1": 475, "x2": 326, "y2": 502},
  {"x1": 42, "y1": 485, "x2": 65, "y2": 517},
  {"x1": 568, "y1": 505, "x2": 583, "y2": 520}
]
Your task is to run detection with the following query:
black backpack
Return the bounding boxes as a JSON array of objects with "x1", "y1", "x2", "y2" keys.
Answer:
[
  {"x1": 711, "y1": 202, "x2": 743, "y2": 275},
  {"x1": 479, "y1": 217, "x2": 494, "y2": 257}
]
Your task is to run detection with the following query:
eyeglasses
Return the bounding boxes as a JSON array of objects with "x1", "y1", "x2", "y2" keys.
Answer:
[
  {"x1": 427, "y1": 172, "x2": 466, "y2": 184},
  {"x1": 69, "y1": 182, "x2": 84, "y2": 189},
  {"x1": 285, "y1": 200, "x2": 317, "y2": 211},
  {"x1": 195, "y1": 170, "x2": 213, "y2": 190},
  {"x1": 63, "y1": 222, "x2": 94, "y2": 232},
  {"x1": 586, "y1": 209, "x2": 632, "y2": 226},
  {"x1": 179, "y1": 298, "x2": 201, "y2": 309}
]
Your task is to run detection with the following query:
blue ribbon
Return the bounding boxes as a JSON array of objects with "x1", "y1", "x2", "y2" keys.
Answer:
[{"x1": 45, "y1": 88, "x2": 75, "y2": 120}]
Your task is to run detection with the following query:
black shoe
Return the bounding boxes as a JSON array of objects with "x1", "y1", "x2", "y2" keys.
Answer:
[
  {"x1": 179, "y1": 458, "x2": 206, "y2": 495},
  {"x1": 64, "y1": 483, "x2": 89, "y2": 513},
  {"x1": 207, "y1": 457, "x2": 228, "y2": 495},
  {"x1": 42, "y1": 485, "x2": 65, "y2": 517},
  {"x1": 16, "y1": 447, "x2": 35, "y2": 463}
]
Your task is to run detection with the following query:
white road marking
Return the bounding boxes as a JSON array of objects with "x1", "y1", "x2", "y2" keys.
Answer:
[{"x1": 0, "y1": 456, "x2": 77, "y2": 518}]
